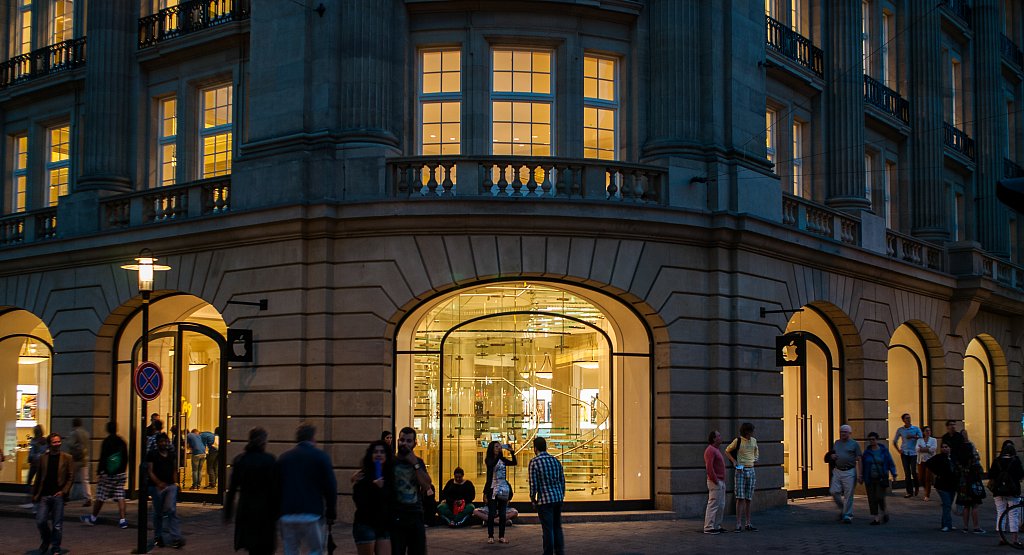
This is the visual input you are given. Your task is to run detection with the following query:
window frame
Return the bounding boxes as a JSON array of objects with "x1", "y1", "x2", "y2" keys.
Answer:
[
  {"x1": 49, "y1": 0, "x2": 73, "y2": 45},
  {"x1": 862, "y1": 0, "x2": 872, "y2": 76},
  {"x1": 418, "y1": 47, "x2": 462, "y2": 157},
  {"x1": 791, "y1": 120, "x2": 804, "y2": 197},
  {"x1": 11, "y1": 133, "x2": 28, "y2": 213},
  {"x1": 766, "y1": 108, "x2": 778, "y2": 173},
  {"x1": 582, "y1": 53, "x2": 618, "y2": 161},
  {"x1": 490, "y1": 47, "x2": 555, "y2": 157},
  {"x1": 13, "y1": 0, "x2": 33, "y2": 56},
  {"x1": 198, "y1": 83, "x2": 234, "y2": 179},
  {"x1": 45, "y1": 123, "x2": 70, "y2": 207},
  {"x1": 157, "y1": 95, "x2": 178, "y2": 187}
]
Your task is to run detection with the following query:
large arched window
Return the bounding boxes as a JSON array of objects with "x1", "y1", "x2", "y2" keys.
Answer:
[
  {"x1": 964, "y1": 337, "x2": 995, "y2": 464},
  {"x1": 887, "y1": 324, "x2": 929, "y2": 439},
  {"x1": 395, "y1": 281, "x2": 652, "y2": 505},
  {"x1": 0, "y1": 310, "x2": 53, "y2": 488}
]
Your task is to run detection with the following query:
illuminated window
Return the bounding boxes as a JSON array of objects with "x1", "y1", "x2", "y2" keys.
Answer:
[
  {"x1": 766, "y1": 109, "x2": 777, "y2": 172},
  {"x1": 200, "y1": 84, "x2": 232, "y2": 178},
  {"x1": 158, "y1": 97, "x2": 177, "y2": 186},
  {"x1": 583, "y1": 56, "x2": 617, "y2": 160},
  {"x1": 949, "y1": 55, "x2": 963, "y2": 128},
  {"x1": 791, "y1": 0, "x2": 801, "y2": 33},
  {"x1": 884, "y1": 161, "x2": 896, "y2": 228},
  {"x1": 420, "y1": 49, "x2": 461, "y2": 156},
  {"x1": 864, "y1": 152, "x2": 874, "y2": 202},
  {"x1": 862, "y1": 0, "x2": 871, "y2": 76},
  {"x1": 881, "y1": 10, "x2": 895, "y2": 88},
  {"x1": 765, "y1": 0, "x2": 776, "y2": 18},
  {"x1": 50, "y1": 0, "x2": 73, "y2": 44},
  {"x1": 14, "y1": 0, "x2": 32, "y2": 56},
  {"x1": 46, "y1": 124, "x2": 70, "y2": 206},
  {"x1": 12, "y1": 135, "x2": 27, "y2": 213},
  {"x1": 792, "y1": 121, "x2": 803, "y2": 196},
  {"x1": 492, "y1": 49, "x2": 552, "y2": 156}
]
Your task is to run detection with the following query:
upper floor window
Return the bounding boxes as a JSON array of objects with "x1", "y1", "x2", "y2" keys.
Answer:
[
  {"x1": 46, "y1": 124, "x2": 70, "y2": 206},
  {"x1": 13, "y1": 0, "x2": 32, "y2": 56},
  {"x1": 583, "y1": 55, "x2": 616, "y2": 160},
  {"x1": 200, "y1": 84, "x2": 232, "y2": 178},
  {"x1": 946, "y1": 51, "x2": 963, "y2": 128},
  {"x1": 492, "y1": 48, "x2": 552, "y2": 156},
  {"x1": 883, "y1": 160, "x2": 896, "y2": 229},
  {"x1": 880, "y1": 9, "x2": 895, "y2": 88},
  {"x1": 864, "y1": 151, "x2": 874, "y2": 203},
  {"x1": 862, "y1": 1, "x2": 871, "y2": 75},
  {"x1": 792, "y1": 121, "x2": 804, "y2": 196},
  {"x1": 420, "y1": 49, "x2": 461, "y2": 156},
  {"x1": 158, "y1": 96, "x2": 177, "y2": 185},
  {"x1": 50, "y1": 0, "x2": 73, "y2": 44},
  {"x1": 11, "y1": 134, "x2": 27, "y2": 212},
  {"x1": 766, "y1": 109, "x2": 777, "y2": 172}
]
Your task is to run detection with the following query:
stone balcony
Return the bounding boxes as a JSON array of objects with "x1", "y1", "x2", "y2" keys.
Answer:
[
  {"x1": 139, "y1": 0, "x2": 250, "y2": 48},
  {"x1": 0, "y1": 38, "x2": 86, "y2": 89}
]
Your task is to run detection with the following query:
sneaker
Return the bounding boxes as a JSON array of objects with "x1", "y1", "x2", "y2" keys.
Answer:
[
  {"x1": 119, "y1": 519, "x2": 128, "y2": 529},
  {"x1": 715, "y1": 527, "x2": 729, "y2": 533},
  {"x1": 745, "y1": 525, "x2": 758, "y2": 532},
  {"x1": 20, "y1": 502, "x2": 35, "y2": 509},
  {"x1": 923, "y1": 496, "x2": 930, "y2": 501},
  {"x1": 154, "y1": 539, "x2": 166, "y2": 548},
  {"x1": 974, "y1": 528, "x2": 987, "y2": 535},
  {"x1": 172, "y1": 538, "x2": 186, "y2": 549},
  {"x1": 940, "y1": 527, "x2": 950, "y2": 532},
  {"x1": 903, "y1": 493, "x2": 913, "y2": 498},
  {"x1": 79, "y1": 514, "x2": 96, "y2": 525},
  {"x1": 870, "y1": 520, "x2": 881, "y2": 525},
  {"x1": 735, "y1": 525, "x2": 743, "y2": 532},
  {"x1": 842, "y1": 518, "x2": 852, "y2": 524}
]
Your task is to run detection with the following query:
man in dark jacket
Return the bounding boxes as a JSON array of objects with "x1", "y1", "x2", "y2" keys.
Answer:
[
  {"x1": 925, "y1": 442, "x2": 960, "y2": 532},
  {"x1": 80, "y1": 421, "x2": 129, "y2": 528},
  {"x1": 33, "y1": 433, "x2": 74, "y2": 555},
  {"x1": 276, "y1": 422, "x2": 338, "y2": 554}
]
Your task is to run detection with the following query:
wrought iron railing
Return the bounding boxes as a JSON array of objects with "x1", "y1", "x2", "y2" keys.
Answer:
[
  {"x1": 1003, "y1": 34, "x2": 1024, "y2": 69},
  {"x1": 0, "y1": 38, "x2": 86, "y2": 89},
  {"x1": 387, "y1": 156, "x2": 667, "y2": 204},
  {"x1": 943, "y1": 122, "x2": 976, "y2": 160},
  {"x1": 99, "y1": 177, "x2": 231, "y2": 230},
  {"x1": 765, "y1": 15, "x2": 823, "y2": 77},
  {"x1": 0, "y1": 208, "x2": 57, "y2": 246},
  {"x1": 885, "y1": 230, "x2": 945, "y2": 271},
  {"x1": 863, "y1": 74, "x2": 910, "y2": 125},
  {"x1": 1006, "y1": 158, "x2": 1024, "y2": 179},
  {"x1": 781, "y1": 194, "x2": 860, "y2": 246},
  {"x1": 139, "y1": 0, "x2": 250, "y2": 48},
  {"x1": 943, "y1": 0, "x2": 972, "y2": 26}
]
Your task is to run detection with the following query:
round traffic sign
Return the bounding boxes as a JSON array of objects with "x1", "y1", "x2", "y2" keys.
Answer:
[{"x1": 133, "y1": 361, "x2": 163, "y2": 402}]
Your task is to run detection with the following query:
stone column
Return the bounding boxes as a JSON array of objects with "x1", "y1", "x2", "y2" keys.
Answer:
[
  {"x1": 907, "y1": 3, "x2": 947, "y2": 241},
  {"x1": 338, "y1": 0, "x2": 401, "y2": 146},
  {"x1": 823, "y1": 1, "x2": 867, "y2": 210},
  {"x1": 643, "y1": 0, "x2": 701, "y2": 156},
  {"x1": 973, "y1": 0, "x2": 1011, "y2": 257}
]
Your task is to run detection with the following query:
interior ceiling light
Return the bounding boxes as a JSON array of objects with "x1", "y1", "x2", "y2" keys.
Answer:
[
  {"x1": 536, "y1": 353, "x2": 553, "y2": 379},
  {"x1": 188, "y1": 351, "x2": 208, "y2": 372},
  {"x1": 18, "y1": 339, "x2": 48, "y2": 365}
]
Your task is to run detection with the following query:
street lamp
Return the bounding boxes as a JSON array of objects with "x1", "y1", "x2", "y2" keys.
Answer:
[{"x1": 122, "y1": 249, "x2": 169, "y2": 554}]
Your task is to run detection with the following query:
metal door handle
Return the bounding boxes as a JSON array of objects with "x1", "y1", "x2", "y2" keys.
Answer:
[{"x1": 806, "y1": 415, "x2": 814, "y2": 471}]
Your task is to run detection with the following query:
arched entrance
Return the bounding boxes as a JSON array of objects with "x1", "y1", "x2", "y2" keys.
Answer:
[
  {"x1": 964, "y1": 337, "x2": 996, "y2": 464},
  {"x1": 395, "y1": 281, "x2": 653, "y2": 508},
  {"x1": 113, "y1": 296, "x2": 227, "y2": 501},
  {"x1": 0, "y1": 309, "x2": 53, "y2": 489},
  {"x1": 782, "y1": 305, "x2": 844, "y2": 497},
  {"x1": 887, "y1": 324, "x2": 929, "y2": 438}
]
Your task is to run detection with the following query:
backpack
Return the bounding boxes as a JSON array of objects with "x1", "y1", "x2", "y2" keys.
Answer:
[
  {"x1": 106, "y1": 450, "x2": 123, "y2": 475},
  {"x1": 987, "y1": 458, "x2": 1014, "y2": 496}
]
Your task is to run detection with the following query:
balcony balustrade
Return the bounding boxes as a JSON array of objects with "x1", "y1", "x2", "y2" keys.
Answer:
[
  {"x1": 387, "y1": 156, "x2": 666, "y2": 204},
  {"x1": 139, "y1": 0, "x2": 250, "y2": 48},
  {"x1": 863, "y1": 75, "x2": 909, "y2": 125},
  {"x1": 0, "y1": 38, "x2": 86, "y2": 89},
  {"x1": 943, "y1": 0, "x2": 972, "y2": 26},
  {"x1": 0, "y1": 208, "x2": 57, "y2": 246},
  {"x1": 885, "y1": 230, "x2": 945, "y2": 271},
  {"x1": 100, "y1": 177, "x2": 230, "y2": 230},
  {"x1": 943, "y1": 122, "x2": 975, "y2": 160},
  {"x1": 1006, "y1": 158, "x2": 1024, "y2": 179},
  {"x1": 1002, "y1": 34, "x2": 1024, "y2": 69},
  {"x1": 765, "y1": 16, "x2": 823, "y2": 77},
  {"x1": 781, "y1": 194, "x2": 860, "y2": 246}
]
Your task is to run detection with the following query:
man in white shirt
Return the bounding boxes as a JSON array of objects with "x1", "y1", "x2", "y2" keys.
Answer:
[{"x1": 893, "y1": 413, "x2": 922, "y2": 498}]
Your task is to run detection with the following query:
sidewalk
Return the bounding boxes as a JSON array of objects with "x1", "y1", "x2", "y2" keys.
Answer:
[{"x1": 0, "y1": 491, "x2": 1010, "y2": 554}]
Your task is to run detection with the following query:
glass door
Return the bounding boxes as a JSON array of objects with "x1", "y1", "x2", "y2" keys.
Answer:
[{"x1": 783, "y1": 335, "x2": 839, "y2": 496}]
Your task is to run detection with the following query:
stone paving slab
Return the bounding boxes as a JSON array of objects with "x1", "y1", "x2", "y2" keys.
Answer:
[{"x1": 0, "y1": 493, "x2": 1010, "y2": 554}]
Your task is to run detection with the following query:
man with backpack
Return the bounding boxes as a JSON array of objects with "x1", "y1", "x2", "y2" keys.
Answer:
[{"x1": 80, "y1": 421, "x2": 129, "y2": 529}]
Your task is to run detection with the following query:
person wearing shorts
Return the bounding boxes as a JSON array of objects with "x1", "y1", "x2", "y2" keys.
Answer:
[
  {"x1": 81, "y1": 422, "x2": 129, "y2": 529},
  {"x1": 725, "y1": 422, "x2": 759, "y2": 532}
]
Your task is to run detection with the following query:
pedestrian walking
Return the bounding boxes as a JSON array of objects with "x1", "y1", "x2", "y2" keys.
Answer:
[
  {"x1": 724, "y1": 422, "x2": 759, "y2": 531},
  {"x1": 203, "y1": 427, "x2": 221, "y2": 489},
  {"x1": 23, "y1": 425, "x2": 47, "y2": 508},
  {"x1": 829, "y1": 424, "x2": 861, "y2": 523},
  {"x1": 925, "y1": 442, "x2": 960, "y2": 531},
  {"x1": 32, "y1": 432, "x2": 73, "y2": 555},
  {"x1": 860, "y1": 431, "x2": 897, "y2": 525},
  {"x1": 80, "y1": 421, "x2": 129, "y2": 529},
  {"x1": 989, "y1": 440, "x2": 1024, "y2": 546},
  {"x1": 187, "y1": 429, "x2": 206, "y2": 490},
  {"x1": 276, "y1": 422, "x2": 338, "y2": 555},
  {"x1": 225, "y1": 427, "x2": 279, "y2": 555},
  {"x1": 147, "y1": 432, "x2": 185, "y2": 548},
  {"x1": 893, "y1": 413, "x2": 921, "y2": 498},
  {"x1": 391, "y1": 426, "x2": 433, "y2": 555},
  {"x1": 352, "y1": 440, "x2": 394, "y2": 555},
  {"x1": 145, "y1": 418, "x2": 164, "y2": 455},
  {"x1": 703, "y1": 430, "x2": 727, "y2": 534},
  {"x1": 916, "y1": 426, "x2": 937, "y2": 501},
  {"x1": 955, "y1": 429, "x2": 986, "y2": 534},
  {"x1": 941, "y1": 420, "x2": 964, "y2": 459},
  {"x1": 66, "y1": 417, "x2": 92, "y2": 506},
  {"x1": 529, "y1": 436, "x2": 566, "y2": 555},
  {"x1": 484, "y1": 440, "x2": 517, "y2": 544}
]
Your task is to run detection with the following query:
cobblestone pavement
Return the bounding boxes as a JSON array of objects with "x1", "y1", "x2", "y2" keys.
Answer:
[{"x1": 0, "y1": 492, "x2": 1012, "y2": 554}]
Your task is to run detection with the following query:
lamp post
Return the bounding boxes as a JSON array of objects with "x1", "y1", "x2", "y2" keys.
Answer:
[{"x1": 122, "y1": 249, "x2": 170, "y2": 554}]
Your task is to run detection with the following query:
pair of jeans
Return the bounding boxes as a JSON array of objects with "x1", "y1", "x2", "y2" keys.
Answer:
[
  {"x1": 487, "y1": 497, "x2": 509, "y2": 538},
  {"x1": 280, "y1": 517, "x2": 324, "y2": 555},
  {"x1": 864, "y1": 481, "x2": 888, "y2": 516},
  {"x1": 537, "y1": 502, "x2": 564, "y2": 555},
  {"x1": 35, "y1": 495, "x2": 64, "y2": 549},
  {"x1": 391, "y1": 509, "x2": 425, "y2": 554},
  {"x1": 206, "y1": 449, "x2": 219, "y2": 487},
  {"x1": 938, "y1": 489, "x2": 955, "y2": 529},
  {"x1": 996, "y1": 496, "x2": 1022, "y2": 532},
  {"x1": 704, "y1": 479, "x2": 726, "y2": 531},
  {"x1": 900, "y1": 454, "x2": 918, "y2": 495},
  {"x1": 149, "y1": 484, "x2": 181, "y2": 543},
  {"x1": 190, "y1": 453, "x2": 206, "y2": 489}
]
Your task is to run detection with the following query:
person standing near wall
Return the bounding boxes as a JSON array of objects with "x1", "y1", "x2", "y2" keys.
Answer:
[
  {"x1": 725, "y1": 422, "x2": 759, "y2": 532},
  {"x1": 916, "y1": 426, "x2": 937, "y2": 501},
  {"x1": 391, "y1": 426, "x2": 434, "y2": 555},
  {"x1": 893, "y1": 413, "x2": 921, "y2": 498},
  {"x1": 187, "y1": 429, "x2": 206, "y2": 490},
  {"x1": 529, "y1": 436, "x2": 566, "y2": 555},
  {"x1": 703, "y1": 430, "x2": 727, "y2": 534},
  {"x1": 829, "y1": 424, "x2": 861, "y2": 524},
  {"x1": 66, "y1": 418, "x2": 92, "y2": 506},
  {"x1": 202, "y1": 428, "x2": 220, "y2": 490}
]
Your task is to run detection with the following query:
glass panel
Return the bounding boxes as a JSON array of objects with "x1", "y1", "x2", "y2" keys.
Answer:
[
  {"x1": 782, "y1": 362, "x2": 801, "y2": 491},
  {"x1": 964, "y1": 339, "x2": 990, "y2": 465},
  {"x1": 161, "y1": 98, "x2": 177, "y2": 138},
  {"x1": 805, "y1": 344, "x2": 830, "y2": 489},
  {"x1": 0, "y1": 337, "x2": 51, "y2": 485},
  {"x1": 181, "y1": 330, "x2": 222, "y2": 493}
]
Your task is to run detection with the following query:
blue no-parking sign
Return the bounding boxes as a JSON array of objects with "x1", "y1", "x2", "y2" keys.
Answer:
[{"x1": 133, "y1": 361, "x2": 163, "y2": 402}]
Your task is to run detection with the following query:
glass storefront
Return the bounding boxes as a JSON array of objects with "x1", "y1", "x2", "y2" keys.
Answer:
[
  {"x1": 396, "y1": 282, "x2": 651, "y2": 504},
  {"x1": 0, "y1": 323, "x2": 52, "y2": 486}
]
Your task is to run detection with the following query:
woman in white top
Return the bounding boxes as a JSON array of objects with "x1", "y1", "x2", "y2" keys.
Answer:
[{"x1": 916, "y1": 425, "x2": 938, "y2": 501}]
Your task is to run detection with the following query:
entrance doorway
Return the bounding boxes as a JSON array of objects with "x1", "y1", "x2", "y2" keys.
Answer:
[
  {"x1": 0, "y1": 309, "x2": 53, "y2": 489},
  {"x1": 783, "y1": 307, "x2": 843, "y2": 497}
]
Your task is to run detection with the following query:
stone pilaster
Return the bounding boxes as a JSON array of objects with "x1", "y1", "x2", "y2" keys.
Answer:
[
  {"x1": 973, "y1": 0, "x2": 1011, "y2": 257},
  {"x1": 824, "y1": 1, "x2": 867, "y2": 210},
  {"x1": 643, "y1": 0, "x2": 701, "y2": 156},
  {"x1": 907, "y1": 3, "x2": 948, "y2": 241},
  {"x1": 338, "y1": 0, "x2": 401, "y2": 146}
]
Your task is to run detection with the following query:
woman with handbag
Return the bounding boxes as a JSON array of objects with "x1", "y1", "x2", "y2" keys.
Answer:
[
  {"x1": 483, "y1": 440, "x2": 517, "y2": 544},
  {"x1": 859, "y1": 432, "x2": 897, "y2": 525},
  {"x1": 989, "y1": 440, "x2": 1024, "y2": 546},
  {"x1": 956, "y1": 429, "x2": 987, "y2": 534}
]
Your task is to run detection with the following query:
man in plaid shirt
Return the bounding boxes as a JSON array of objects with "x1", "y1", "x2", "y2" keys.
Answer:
[{"x1": 529, "y1": 436, "x2": 565, "y2": 555}]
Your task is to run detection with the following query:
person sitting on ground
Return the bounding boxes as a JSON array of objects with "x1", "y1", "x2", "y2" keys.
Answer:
[{"x1": 437, "y1": 467, "x2": 476, "y2": 527}]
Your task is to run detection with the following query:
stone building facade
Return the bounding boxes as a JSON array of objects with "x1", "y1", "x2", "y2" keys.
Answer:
[{"x1": 0, "y1": 0, "x2": 1022, "y2": 518}]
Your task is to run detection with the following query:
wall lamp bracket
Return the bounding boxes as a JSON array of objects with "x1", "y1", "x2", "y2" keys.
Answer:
[
  {"x1": 227, "y1": 299, "x2": 268, "y2": 311},
  {"x1": 759, "y1": 307, "x2": 804, "y2": 319}
]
